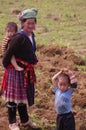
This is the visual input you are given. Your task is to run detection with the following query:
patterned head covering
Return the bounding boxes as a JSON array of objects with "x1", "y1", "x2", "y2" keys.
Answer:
[
  {"x1": 18, "y1": 8, "x2": 38, "y2": 21},
  {"x1": 61, "y1": 68, "x2": 77, "y2": 84}
]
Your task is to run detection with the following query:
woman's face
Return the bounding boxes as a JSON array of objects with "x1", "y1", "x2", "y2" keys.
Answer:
[{"x1": 23, "y1": 18, "x2": 36, "y2": 35}]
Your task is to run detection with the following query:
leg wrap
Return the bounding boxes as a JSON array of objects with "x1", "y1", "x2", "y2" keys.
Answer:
[
  {"x1": 18, "y1": 103, "x2": 29, "y2": 123},
  {"x1": 7, "y1": 102, "x2": 17, "y2": 124}
]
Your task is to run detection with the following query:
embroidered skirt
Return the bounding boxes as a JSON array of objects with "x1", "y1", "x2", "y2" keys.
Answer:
[{"x1": 2, "y1": 68, "x2": 28, "y2": 104}]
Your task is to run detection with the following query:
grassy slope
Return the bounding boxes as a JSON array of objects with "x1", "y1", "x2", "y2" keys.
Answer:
[
  {"x1": 0, "y1": 0, "x2": 86, "y2": 72},
  {"x1": 0, "y1": 0, "x2": 86, "y2": 49}
]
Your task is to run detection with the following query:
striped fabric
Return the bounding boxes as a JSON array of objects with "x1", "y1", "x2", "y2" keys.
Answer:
[
  {"x1": 1, "y1": 36, "x2": 9, "y2": 55},
  {"x1": 16, "y1": 58, "x2": 36, "y2": 87},
  {"x1": 2, "y1": 68, "x2": 28, "y2": 104},
  {"x1": 2, "y1": 59, "x2": 36, "y2": 89}
]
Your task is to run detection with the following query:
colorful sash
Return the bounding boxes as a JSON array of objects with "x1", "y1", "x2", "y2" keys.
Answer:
[{"x1": 2, "y1": 59, "x2": 37, "y2": 89}]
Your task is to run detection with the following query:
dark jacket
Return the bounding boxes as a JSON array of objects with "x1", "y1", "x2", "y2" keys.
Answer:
[{"x1": 2, "y1": 32, "x2": 38, "y2": 68}]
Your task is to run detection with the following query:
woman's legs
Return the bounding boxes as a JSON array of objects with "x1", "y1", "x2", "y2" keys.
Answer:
[
  {"x1": 8, "y1": 102, "x2": 29, "y2": 124},
  {"x1": 18, "y1": 103, "x2": 39, "y2": 128},
  {"x1": 7, "y1": 102, "x2": 17, "y2": 124},
  {"x1": 17, "y1": 103, "x2": 29, "y2": 123},
  {"x1": 7, "y1": 102, "x2": 20, "y2": 130}
]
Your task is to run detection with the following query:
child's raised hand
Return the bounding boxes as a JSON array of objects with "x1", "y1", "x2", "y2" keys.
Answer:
[{"x1": 61, "y1": 68, "x2": 77, "y2": 84}]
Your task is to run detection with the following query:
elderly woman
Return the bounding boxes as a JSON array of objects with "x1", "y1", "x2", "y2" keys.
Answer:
[{"x1": 2, "y1": 8, "x2": 38, "y2": 130}]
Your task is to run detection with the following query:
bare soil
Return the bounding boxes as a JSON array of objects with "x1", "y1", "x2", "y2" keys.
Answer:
[{"x1": 0, "y1": 44, "x2": 86, "y2": 130}]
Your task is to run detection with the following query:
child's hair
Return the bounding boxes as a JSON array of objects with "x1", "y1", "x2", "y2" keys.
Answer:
[
  {"x1": 58, "y1": 73, "x2": 71, "y2": 85},
  {"x1": 5, "y1": 22, "x2": 18, "y2": 32}
]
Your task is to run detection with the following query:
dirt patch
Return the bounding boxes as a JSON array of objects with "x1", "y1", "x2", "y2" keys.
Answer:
[{"x1": 0, "y1": 44, "x2": 86, "y2": 130}]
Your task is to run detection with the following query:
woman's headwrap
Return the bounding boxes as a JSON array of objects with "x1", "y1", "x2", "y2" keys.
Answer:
[{"x1": 18, "y1": 8, "x2": 38, "y2": 21}]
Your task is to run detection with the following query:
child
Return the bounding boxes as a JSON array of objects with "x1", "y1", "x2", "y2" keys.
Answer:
[
  {"x1": 1, "y1": 22, "x2": 23, "y2": 71},
  {"x1": 2, "y1": 22, "x2": 18, "y2": 55},
  {"x1": 0, "y1": 22, "x2": 24, "y2": 97},
  {"x1": 52, "y1": 68, "x2": 77, "y2": 130}
]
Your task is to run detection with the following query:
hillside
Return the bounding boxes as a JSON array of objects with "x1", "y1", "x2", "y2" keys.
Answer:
[{"x1": 0, "y1": 44, "x2": 86, "y2": 130}]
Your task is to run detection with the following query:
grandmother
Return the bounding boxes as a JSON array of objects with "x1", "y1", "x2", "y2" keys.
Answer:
[{"x1": 2, "y1": 8, "x2": 39, "y2": 130}]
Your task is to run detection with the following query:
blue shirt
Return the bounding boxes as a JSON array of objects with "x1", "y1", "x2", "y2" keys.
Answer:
[{"x1": 54, "y1": 87, "x2": 73, "y2": 114}]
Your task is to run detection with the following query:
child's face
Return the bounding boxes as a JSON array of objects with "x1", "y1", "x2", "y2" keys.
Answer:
[
  {"x1": 6, "y1": 27, "x2": 16, "y2": 38},
  {"x1": 58, "y1": 77, "x2": 69, "y2": 92}
]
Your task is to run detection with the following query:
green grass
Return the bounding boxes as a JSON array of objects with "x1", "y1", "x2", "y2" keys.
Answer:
[
  {"x1": 0, "y1": 0, "x2": 86, "y2": 51},
  {"x1": 76, "y1": 65, "x2": 86, "y2": 73}
]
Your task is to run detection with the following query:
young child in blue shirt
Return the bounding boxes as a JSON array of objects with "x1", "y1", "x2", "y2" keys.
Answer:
[{"x1": 52, "y1": 68, "x2": 77, "y2": 130}]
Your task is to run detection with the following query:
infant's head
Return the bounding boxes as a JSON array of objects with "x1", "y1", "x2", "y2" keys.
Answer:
[{"x1": 5, "y1": 22, "x2": 18, "y2": 38}]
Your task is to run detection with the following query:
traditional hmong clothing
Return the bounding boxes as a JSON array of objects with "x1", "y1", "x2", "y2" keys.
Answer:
[
  {"x1": 1, "y1": 36, "x2": 9, "y2": 55},
  {"x1": 2, "y1": 68, "x2": 27, "y2": 104},
  {"x1": 1, "y1": 8, "x2": 39, "y2": 127},
  {"x1": 2, "y1": 30, "x2": 38, "y2": 106}
]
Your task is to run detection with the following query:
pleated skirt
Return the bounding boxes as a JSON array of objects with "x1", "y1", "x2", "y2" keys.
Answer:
[{"x1": 2, "y1": 68, "x2": 28, "y2": 104}]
